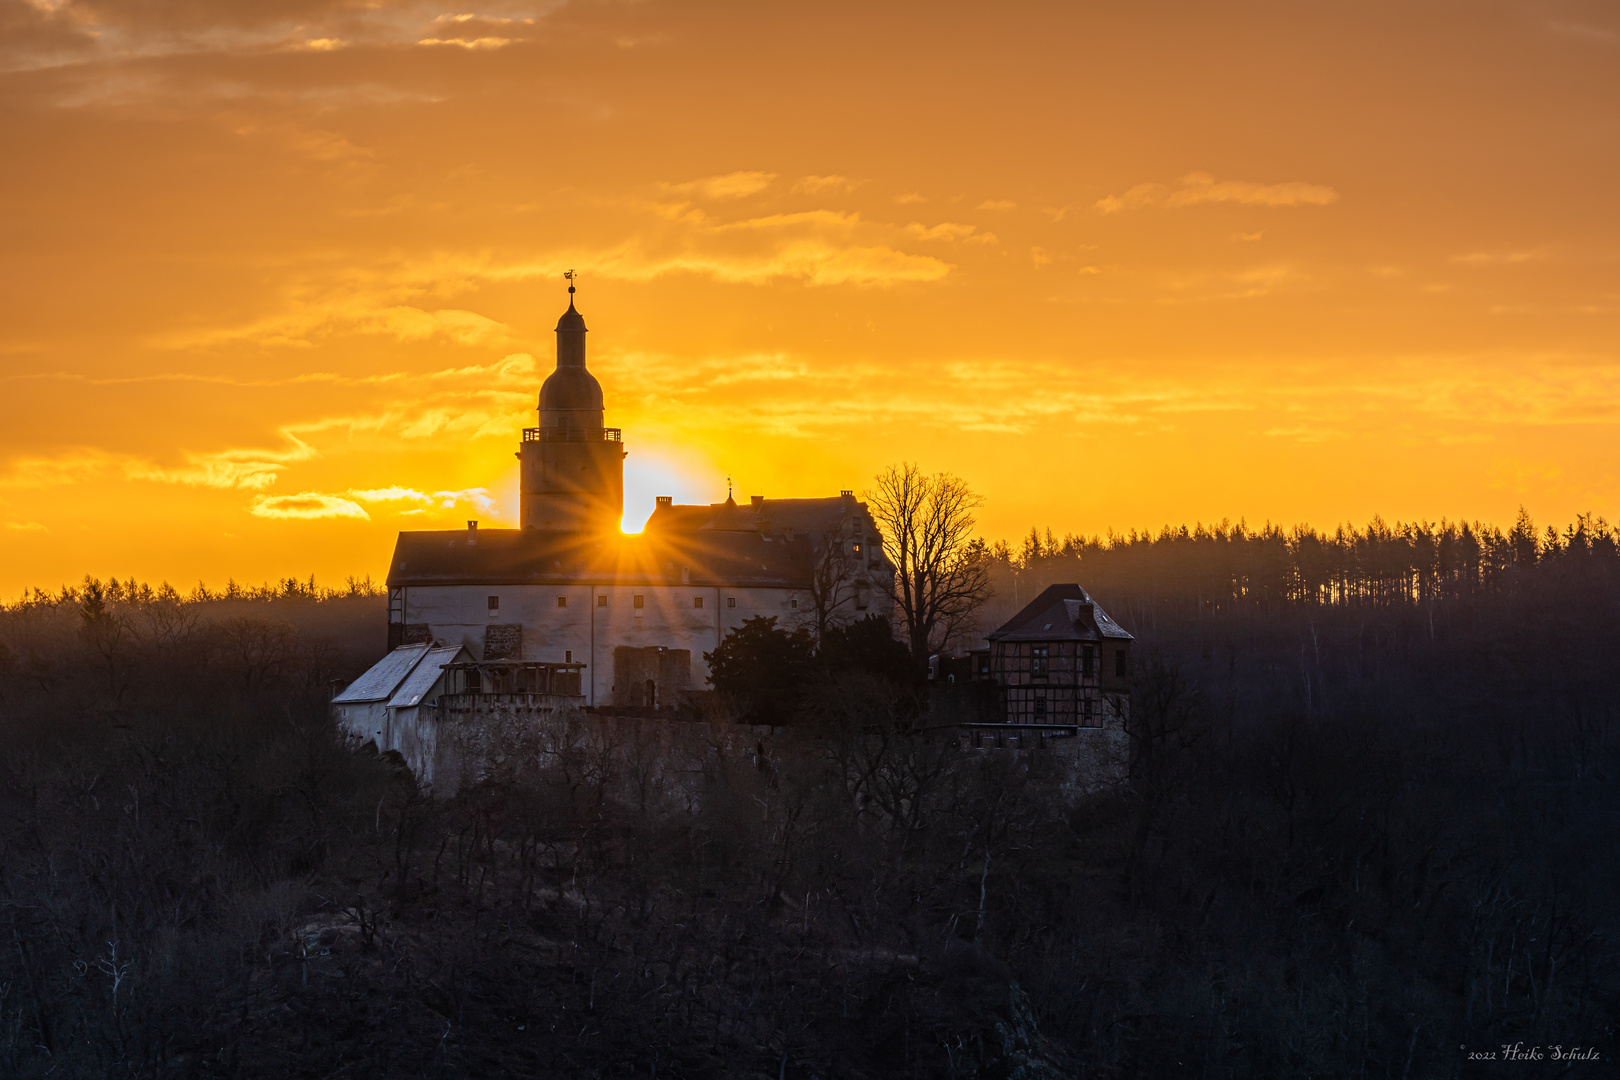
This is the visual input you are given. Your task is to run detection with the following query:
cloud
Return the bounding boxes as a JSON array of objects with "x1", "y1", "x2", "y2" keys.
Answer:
[
  {"x1": 248, "y1": 493, "x2": 369, "y2": 521},
  {"x1": 593, "y1": 240, "x2": 951, "y2": 287},
  {"x1": 1452, "y1": 249, "x2": 1548, "y2": 265},
  {"x1": 977, "y1": 199, "x2": 1016, "y2": 211},
  {"x1": 126, "y1": 456, "x2": 284, "y2": 490},
  {"x1": 160, "y1": 301, "x2": 509, "y2": 351},
  {"x1": 348, "y1": 485, "x2": 501, "y2": 516},
  {"x1": 904, "y1": 221, "x2": 995, "y2": 244},
  {"x1": 666, "y1": 171, "x2": 777, "y2": 199},
  {"x1": 1097, "y1": 172, "x2": 1339, "y2": 213},
  {"x1": 417, "y1": 36, "x2": 515, "y2": 49},
  {"x1": 795, "y1": 175, "x2": 855, "y2": 194},
  {"x1": 5, "y1": 521, "x2": 48, "y2": 532},
  {"x1": 893, "y1": 192, "x2": 927, "y2": 204},
  {"x1": 0, "y1": 1, "x2": 556, "y2": 73}
]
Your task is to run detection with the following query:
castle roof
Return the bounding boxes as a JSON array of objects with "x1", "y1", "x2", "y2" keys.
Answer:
[
  {"x1": 387, "y1": 495, "x2": 891, "y2": 590},
  {"x1": 555, "y1": 298, "x2": 586, "y2": 333},
  {"x1": 987, "y1": 584, "x2": 1134, "y2": 643}
]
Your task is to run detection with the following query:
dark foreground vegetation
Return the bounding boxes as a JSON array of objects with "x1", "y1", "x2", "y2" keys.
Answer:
[{"x1": 0, "y1": 514, "x2": 1617, "y2": 1078}]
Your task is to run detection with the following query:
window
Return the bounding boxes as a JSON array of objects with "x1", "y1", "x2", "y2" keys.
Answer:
[
  {"x1": 487, "y1": 595, "x2": 499, "y2": 611},
  {"x1": 1031, "y1": 644, "x2": 1050, "y2": 679},
  {"x1": 693, "y1": 596, "x2": 704, "y2": 609},
  {"x1": 1115, "y1": 649, "x2": 1127, "y2": 678},
  {"x1": 727, "y1": 597, "x2": 736, "y2": 608},
  {"x1": 565, "y1": 650, "x2": 572, "y2": 663},
  {"x1": 1082, "y1": 645, "x2": 1097, "y2": 678},
  {"x1": 852, "y1": 542, "x2": 862, "y2": 555},
  {"x1": 597, "y1": 595, "x2": 607, "y2": 607},
  {"x1": 1033, "y1": 692, "x2": 1047, "y2": 721},
  {"x1": 557, "y1": 596, "x2": 567, "y2": 608},
  {"x1": 790, "y1": 598, "x2": 798, "y2": 609},
  {"x1": 633, "y1": 594, "x2": 645, "y2": 609}
]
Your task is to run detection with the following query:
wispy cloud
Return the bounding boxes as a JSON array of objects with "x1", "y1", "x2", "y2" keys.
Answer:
[
  {"x1": 1097, "y1": 172, "x2": 1339, "y2": 213},
  {"x1": 666, "y1": 171, "x2": 778, "y2": 199},
  {"x1": 5, "y1": 521, "x2": 48, "y2": 532},
  {"x1": 977, "y1": 199, "x2": 1016, "y2": 211},
  {"x1": 248, "y1": 493, "x2": 369, "y2": 521},
  {"x1": 417, "y1": 13, "x2": 535, "y2": 50},
  {"x1": 1452, "y1": 249, "x2": 1548, "y2": 265},
  {"x1": 904, "y1": 221, "x2": 995, "y2": 244},
  {"x1": 795, "y1": 175, "x2": 856, "y2": 194},
  {"x1": 349, "y1": 485, "x2": 502, "y2": 516}
]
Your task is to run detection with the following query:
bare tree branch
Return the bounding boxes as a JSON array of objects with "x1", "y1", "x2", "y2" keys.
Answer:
[{"x1": 867, "y1": 464, "x2": 993, "y2": 668}]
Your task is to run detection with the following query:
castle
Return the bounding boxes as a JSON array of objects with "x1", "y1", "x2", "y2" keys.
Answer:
[{"x1": 383, "y1": 285, "x2": 895, "y2": 709}]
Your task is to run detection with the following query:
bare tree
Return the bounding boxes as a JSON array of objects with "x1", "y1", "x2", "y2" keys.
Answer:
[
  {"x1": 868, "y1": 463, "x2": 993, "y2": 669},
  {"x1": 792, "y1": 525, "x2": 860, "y2": 642}
]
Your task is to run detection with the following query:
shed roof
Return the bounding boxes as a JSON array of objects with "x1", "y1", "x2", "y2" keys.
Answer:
[
  {"x1": 385, "y1": 645, "x2": 467, "y2": 709},
  {"x1": 333, "y1": 643, "x2": 433, "y2": 703},
  {"x1": 988, "y1": 584, "x2": 1134, "y2": 643}
]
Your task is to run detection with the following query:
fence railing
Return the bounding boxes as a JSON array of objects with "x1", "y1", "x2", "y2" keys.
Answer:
[{"x1": 522, "y1": 427, "x2": 622, "y2": 443}]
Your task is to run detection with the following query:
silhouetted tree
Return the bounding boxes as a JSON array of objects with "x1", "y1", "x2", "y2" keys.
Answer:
[
  {"x1": 869, "y1": 463, "x2": 993, "y2": 670},
  {"x1": 704, "y1": 615, "x2": 815, "y2": 722},
  {"x1": 816, "y1": 614, "x2": 917, "y2": 686}
]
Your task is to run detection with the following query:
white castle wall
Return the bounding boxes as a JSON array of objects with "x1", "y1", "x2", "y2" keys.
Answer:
[{"x1": 396, "y1": 583, "x2": 824, "y2": 703}]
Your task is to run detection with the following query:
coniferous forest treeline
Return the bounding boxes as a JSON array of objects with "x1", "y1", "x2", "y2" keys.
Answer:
[{"x1": 0, "y1": 511, "x2": 1615, "y2": 1077}]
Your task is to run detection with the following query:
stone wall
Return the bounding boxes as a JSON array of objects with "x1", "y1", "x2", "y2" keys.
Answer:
[{"x1": 395, "y1": 701, "x2": 1128, "y2": 804}]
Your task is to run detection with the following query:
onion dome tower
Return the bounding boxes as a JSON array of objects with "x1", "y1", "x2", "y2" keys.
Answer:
[{"x1": 518, "y1": 275, "x2": 626, "y2": 531}]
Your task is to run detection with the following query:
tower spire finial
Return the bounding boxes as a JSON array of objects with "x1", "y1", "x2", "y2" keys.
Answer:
[{"x1": 564, "y1": 268, "x2": 577, "y2": 298}]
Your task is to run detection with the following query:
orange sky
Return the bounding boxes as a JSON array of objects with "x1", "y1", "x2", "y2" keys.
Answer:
[{"x1": 2, "y1": 0, "x2": 1618, "y2": 596}]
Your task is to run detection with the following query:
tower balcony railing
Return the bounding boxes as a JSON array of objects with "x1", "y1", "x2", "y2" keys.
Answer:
[{"x1": 522, "y1": 427, "x2": 622, "y2": 443}]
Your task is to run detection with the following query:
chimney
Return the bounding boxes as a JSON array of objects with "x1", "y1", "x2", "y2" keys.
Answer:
[
  {"x1": 467, "y1": 520, "x2": 478, "y2": 545},
  {"x1": 750, "y1": 495, "x2": 765, "y2": 508}
]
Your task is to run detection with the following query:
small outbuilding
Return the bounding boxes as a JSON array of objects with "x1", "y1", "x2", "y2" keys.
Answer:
[
  {"x1": 986, "y1": 584, "x2": 1134, "y2": 726},
  {"x1": 332, "y1": 643, "x2": 469, "y2": 782}
]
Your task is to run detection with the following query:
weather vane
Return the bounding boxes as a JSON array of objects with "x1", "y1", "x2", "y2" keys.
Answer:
[
  {"x1": 564, "y1": 269, "x2": 578, "y2": 295},
  {"x1": 727, "y1": 475, "x2": 733, "y2": 500}
]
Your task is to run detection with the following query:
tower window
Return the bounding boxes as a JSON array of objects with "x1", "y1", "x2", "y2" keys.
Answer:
[
  {"x1": 693, "y1": 596, "x2": 704, "y2": 609},
  {"x1": 727, "y1": 597, "x2": 736, "y2": 608},
  {"x1": 487, "y1": 595, "x2": 499, "y2": 611},
  {"x1": 597, "y1": 595, "x2": 607, "y2": 607},
  {"x1": 633, "y1": 594, "x2": 645, "y2": 609},
  {"x1": 557, "y1": 596, "x2": 567, "y2": 608},
  {"x1": 1115, "y1": 650, "x2": 1127, "y2": 677}
]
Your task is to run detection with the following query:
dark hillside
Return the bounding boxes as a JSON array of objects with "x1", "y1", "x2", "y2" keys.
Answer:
[{"x1": 0, "y1": 532, "x2": 1614, "y2": 1078}]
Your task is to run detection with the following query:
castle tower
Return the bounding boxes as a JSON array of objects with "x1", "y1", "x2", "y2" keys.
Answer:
[{"x1": 518, "y1": 284, "x2": 626, "y2": 531}]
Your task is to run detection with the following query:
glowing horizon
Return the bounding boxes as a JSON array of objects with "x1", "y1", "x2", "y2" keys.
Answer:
[{"x1": 2, "y1": 1, "x2": 1618, "y2": 597}]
